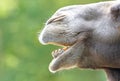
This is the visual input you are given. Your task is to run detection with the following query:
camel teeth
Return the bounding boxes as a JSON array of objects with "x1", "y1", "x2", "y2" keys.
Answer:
[
  {"x1": 51, "y1": 47, "x2": 69, "y2": 58},
  {"x1": 58, "y1": 49, "x2": 61, "y2": 51},
  {"x1": 55, "y1": 50, "x2": 58, "y2": 53},
  {"x1": 52, "y1": 51, "x2": 55, "y2": 55}
]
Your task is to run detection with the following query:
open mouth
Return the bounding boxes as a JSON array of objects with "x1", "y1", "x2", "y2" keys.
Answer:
[
  {"x1": 49, "y1": 43, "x2": 77, "y2": 72},
  {"x1": 48, "y1": 41, "x2": 82, "y2": 73},
  {"x1": 46, "y1": 41, "x2": 76, "y2": 59},
  {"x1": 51, "y1": 46, "x2": 70, "y2": 58},
  {"x1": 50, "y1": 33, "x2": 85, "y2": 59}
]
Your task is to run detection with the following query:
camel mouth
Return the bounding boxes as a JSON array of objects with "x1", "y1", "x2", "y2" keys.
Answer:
[
  {"x1": 49, "y1": 32, "x2": 86, "y2": 59},
  {"x1": 48, "y1": 42, "x2": 77, "y2": 73},
  {"x1": 49, "y1": 42, "x2": 76, "y2": 59},
  {"x1": 51, "y1": 46, "x2": 70, "y2": 58}
]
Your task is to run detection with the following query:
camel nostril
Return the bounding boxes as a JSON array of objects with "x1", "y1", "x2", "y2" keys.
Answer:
[{"x1": 46, "y1": 15, "x2": 66, "y2": 25}]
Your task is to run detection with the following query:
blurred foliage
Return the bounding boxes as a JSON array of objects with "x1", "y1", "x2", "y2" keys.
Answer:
[{"x1": 0, "y1": 0, "x2": 107, "y2": 81}]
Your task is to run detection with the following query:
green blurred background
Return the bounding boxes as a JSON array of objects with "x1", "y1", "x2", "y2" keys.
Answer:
[{"x1": 0, "y1": 0, "x2": 107, "y2": 81}]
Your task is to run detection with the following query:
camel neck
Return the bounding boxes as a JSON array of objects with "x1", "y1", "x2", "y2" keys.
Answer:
[{"x1": 105, "y1": 68, "x2": 120, "y2": 81}]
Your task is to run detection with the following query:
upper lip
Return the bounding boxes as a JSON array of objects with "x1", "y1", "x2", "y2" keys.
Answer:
[{"x1": 46, "y1": 42, "x2": 74, "y2": 47}]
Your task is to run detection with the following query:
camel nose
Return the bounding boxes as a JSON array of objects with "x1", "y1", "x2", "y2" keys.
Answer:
[{"x1": 38, "y1": 29, "x2": 48, "y2": 45}]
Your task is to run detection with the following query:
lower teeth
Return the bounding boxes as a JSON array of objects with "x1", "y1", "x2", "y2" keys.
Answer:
[
  {"x1": 52, "y1": 49, "x2": 64, "y2": 58},
  {"x1": 51, "y1": 47, "x2": 69, "y2": 58}
]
